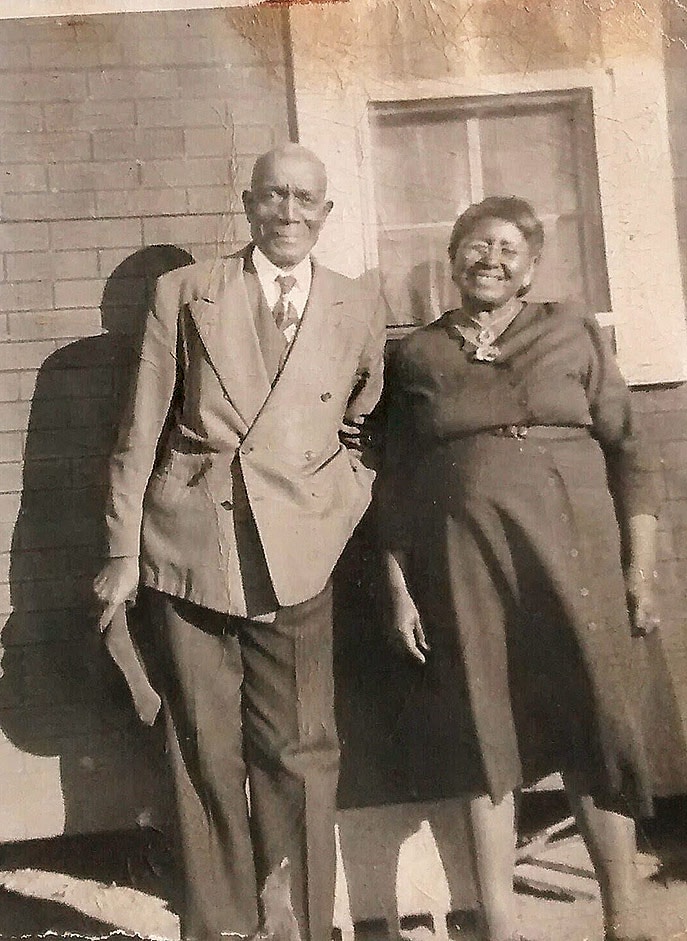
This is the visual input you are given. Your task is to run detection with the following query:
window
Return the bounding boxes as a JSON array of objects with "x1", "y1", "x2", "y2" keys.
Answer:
[{"x1": 368, "y1": 89, "x2": 611, "y2": 327}]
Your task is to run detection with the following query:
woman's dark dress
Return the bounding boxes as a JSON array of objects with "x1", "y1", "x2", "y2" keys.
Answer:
[{"x1": 382, "y1": 302, "x2": 658, "y2": 812}]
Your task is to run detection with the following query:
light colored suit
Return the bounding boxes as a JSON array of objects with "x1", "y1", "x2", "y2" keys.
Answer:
[
  {"x1": 105, "y1": 245, "x2": 385, "y2": 941},
  {"x1": 106, "y1": 246, "x2": 384, "y2": 614}
]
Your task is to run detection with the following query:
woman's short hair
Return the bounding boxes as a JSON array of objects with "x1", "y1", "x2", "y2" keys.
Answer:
[{"x1": 448, "y1": 195, "x2": 545, "y2": 261}]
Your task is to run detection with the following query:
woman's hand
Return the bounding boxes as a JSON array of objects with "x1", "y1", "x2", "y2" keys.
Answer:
[
  {"x1": 93, "y1": 557, "x2": 139, "y2": 632},
  {"x1": 625, "y1": 564, "x2": 660, "y2": 637},
  {"x1": 383, "y1": 550, "x2": 430, "y2": 663},
  {"x1": 387, "y1": 586, "x2": 430, "y2": 664}
]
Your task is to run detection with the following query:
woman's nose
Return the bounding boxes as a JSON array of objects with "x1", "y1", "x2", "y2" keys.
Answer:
[{"x1": 481, "y1": 243, "x2": 501, "y2": 265}]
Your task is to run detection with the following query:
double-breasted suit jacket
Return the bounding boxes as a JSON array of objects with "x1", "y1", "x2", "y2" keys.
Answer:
[{"x1": 106, "y1": 246, "x2": 386, "y2": 614}]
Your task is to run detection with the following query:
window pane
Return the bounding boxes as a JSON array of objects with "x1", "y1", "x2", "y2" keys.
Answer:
[
  {"x1": 377, "y1": 226, "x2": 459, "y2": 325},
  {"x1": 370, "y1": 111, "x2": 472, "y2": 227},
  {"x1": 480, "y1": 108, "x2": 578, "y2": 215}
]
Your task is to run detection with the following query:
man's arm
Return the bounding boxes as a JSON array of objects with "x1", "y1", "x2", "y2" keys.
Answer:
[
  {"x1": 339, "y1": 299, "x2": 386, "y2": 467},
  {"x1": 94, "y1": 271, "x2": 182, "y2": 627}
]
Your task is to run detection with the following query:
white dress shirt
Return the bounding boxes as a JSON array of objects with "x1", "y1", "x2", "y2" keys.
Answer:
[{"x1": 251, "y1": 246, "x2": 313, "y2": 344}]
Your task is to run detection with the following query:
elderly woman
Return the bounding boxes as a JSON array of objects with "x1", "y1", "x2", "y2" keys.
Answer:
[{"x1": 381, "y1": 196, "x2": 659, "y2": 941}]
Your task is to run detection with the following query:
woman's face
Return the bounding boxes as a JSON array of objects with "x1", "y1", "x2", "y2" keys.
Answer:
[{"x1": 451, "y1": 216, "x2": 537, "y2": 310}]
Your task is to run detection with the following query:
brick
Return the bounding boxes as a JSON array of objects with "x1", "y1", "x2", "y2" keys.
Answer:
[
  {"x1": 9, "y1": 309, "x2": 102, "y2": 342},
  {"x1": 2, "y1": 191, "x2": 96, "y2": 223},
  {"x1": 129, "y1": 35, "x2": 222, "y2": 67},
  {"x1": 234, "y1": 124, "x2": 276, "y2": 154},
  {"x1": 141, "y1": 157, "x2": 230, "y2": 189},
  {"x1": 0, "y1": 71, "x2": 88, "y2": 104},
  {"x1": 18, "y1": 370, "x2": 38, "y2": 401},
  {"x1": 0, "y1": 462, "x2": 22, "y2": 493},
  {"x1": 0, "y1": 164, "x2": 48, "y2": 194},
  {"x1": 6, "y1": 250, "x2": 99, "y2": 283},
  {"x1": 142, "y1": 213, "x2": 233, "y2": 247},
  {"x1": 0, "y1": 401, "x2": 31, "y2": 432},
  {"x1": 0, "y1": 281, "x2": 53, "y2": 312},
  {"x1": 662, "y1": 440, "x2": 687, "y2": 468},
  {"x1": 1, "y1": 131, "x2": 91, "y2": 164},
  {"x1": 0, "y1": 341, "x2": 55, "y2": 372},
  {"x1": 178, "y1": 66, "x2": 240, "y2": 99},
  {"x1": 630, "y1": 386, "x2": 687, "y2": 413},
  {"x1": 186, "y1": 187, "x2": 241, "y2": 215},
  {"x1": 138, "y1": 127, "x2": 186, "y2": 159},
  {"x1": 48, "y1": 160, "x2": 139, "y2": 193},
  {"x1": 0, "y1": 103, "x2": 42, "y2": 135},
  {"x1": 44, "y1": 100, "x2": 135, "y2": 132},
  {"x1": 53, "y1": 280, "x2": 105, "y2": 310},
  {"x1": 228, "y1": 95, "x2": 288, "y2": 130},
  {"x1": 641, "y1": 410, "x2": 687, "y2": 442},
  {"x1": 49, "y1": 218, "x2": 141, "y2": 250},
  {"x1": 87, "y1": 68, "x2": 179, "y2": 101},
  {"x1": 0, "y1": 43, "x2": 30, "y2": 69},
  {"x1": 90, "y1": 128, "x2": 135, "y2": 160},
  {"x1": 0, "y1": 491, "x2": 21, "y2": 523},
  {"x1": 184, "y1": 126, "x2": 236, "y2": 158},
  {"x1": 28, "y1": 39, "x2": 122, "y2": 70},
  {"x1": 0, "y1": 432, "x2": 23, "y2": 462},
  {"x1": 136, "y1": 97, "x2": 229, "y2": 128},
  {"x1": 662, "y1": 499, "x2": 687, "y2": 529},
  {"x1": 0, "y1": 222, "x2": 49, "y2": 253},
  {"x1": 0, "y1": 373, "x2": 19, "y2": 402},
  {"x1": 0, "y1": 522, "x2": 14, "y2": 554},
  {"x1": 96, "y1": 187, "x2": 186, "y2": 218}
]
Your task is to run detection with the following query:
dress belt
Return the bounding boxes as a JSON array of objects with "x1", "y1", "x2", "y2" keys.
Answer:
[{"x1": 485, "y1": 424, "x2": 590, "y2": 440}]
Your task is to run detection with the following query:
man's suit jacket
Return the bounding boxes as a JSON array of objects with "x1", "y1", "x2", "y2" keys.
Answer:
[{"x1": 106, "y1": 246, "x2": 386, "y2": 614}]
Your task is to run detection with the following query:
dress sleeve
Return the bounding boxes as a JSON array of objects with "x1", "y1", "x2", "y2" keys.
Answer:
[{"x1": 583, "y1": 316, "x2": 661, "y2": 520}]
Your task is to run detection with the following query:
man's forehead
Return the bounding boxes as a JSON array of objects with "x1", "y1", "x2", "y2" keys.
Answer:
[{"x1": 253, "y1": 152, "x2": 327, "y2": 193}]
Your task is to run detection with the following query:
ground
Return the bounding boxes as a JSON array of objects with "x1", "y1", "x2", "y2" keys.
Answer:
[{"x1": 0, "y1": 796, "x2": 686, "y2": 941}]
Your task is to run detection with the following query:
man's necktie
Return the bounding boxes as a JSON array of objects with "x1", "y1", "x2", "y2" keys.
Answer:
[{"x1": 273, "y1": 274, "x2": 299, "y2": 332}]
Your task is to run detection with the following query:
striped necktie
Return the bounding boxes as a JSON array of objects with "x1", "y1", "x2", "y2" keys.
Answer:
[{"x1": 273, "y1": 274, "x2": 299, "y2": 332}]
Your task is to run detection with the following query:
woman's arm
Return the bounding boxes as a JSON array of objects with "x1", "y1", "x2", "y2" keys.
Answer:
[
  {"x1": 583, "y1": 317, "x2": 661, "y2": 635},
  {"x1": 384, "y1": 549, "x2": 429, "y2": 663},
  {"x1": 624, "y1": 512, "x2": 661, "y2": 636}
]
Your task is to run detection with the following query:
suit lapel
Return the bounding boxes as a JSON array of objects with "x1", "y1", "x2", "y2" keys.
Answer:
[
  {"x1": 187, "y1": 252, "x2": 271, "y2": 429},
  {"x1": 267, "y1": 262, "x2": 346, "y2": 400}
]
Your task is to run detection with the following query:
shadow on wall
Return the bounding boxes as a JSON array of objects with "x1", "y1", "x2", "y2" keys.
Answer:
[{"x1": 0, "y1": 245, "x2": 194, "y2": 839}]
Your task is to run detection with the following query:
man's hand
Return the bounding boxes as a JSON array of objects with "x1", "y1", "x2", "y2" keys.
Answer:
[
  {"x1": 625, "y1": 564, "x2": 660, "y2": 637},
  {"x1": 93, "y1": 557, "x2": 139, "y2": 632},
  {"x1": 387, "y1": 585, "x2": 429, "y2": 664}
]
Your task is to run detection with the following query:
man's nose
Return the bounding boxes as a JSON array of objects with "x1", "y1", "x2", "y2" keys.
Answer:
[{"x1": 279, "y1": 192, "x2": 300, "y2": 221}]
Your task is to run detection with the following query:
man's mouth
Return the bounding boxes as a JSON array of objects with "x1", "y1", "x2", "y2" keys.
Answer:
[{"x1": 471, "y1": 270, "x2": 504, "y2": 284}]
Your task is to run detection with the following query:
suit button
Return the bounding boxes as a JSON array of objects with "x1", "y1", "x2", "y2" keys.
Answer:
[
  {"x1": 320, "y1": 392, "x2": 332, "y2": 402},
  {"x1": 220, "y1": 500, "x2": 233, "y2": 510},
  {"x1": 304, "y1": 450, "x2": 313, "y2": 461}
]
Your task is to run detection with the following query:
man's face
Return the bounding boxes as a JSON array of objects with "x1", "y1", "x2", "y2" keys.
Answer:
[{"x1": 243, "y1": 151, "x2": 333, "y2": 269}]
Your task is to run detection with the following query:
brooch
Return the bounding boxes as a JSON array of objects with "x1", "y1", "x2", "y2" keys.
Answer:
[{"x1": 447, "y1": 322, "x2": 500, "y2": 362}]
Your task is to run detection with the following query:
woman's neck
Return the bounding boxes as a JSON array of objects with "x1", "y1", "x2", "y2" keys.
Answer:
[{"x1": 459, "y1": 296, "x2": 524, "y2": 325}]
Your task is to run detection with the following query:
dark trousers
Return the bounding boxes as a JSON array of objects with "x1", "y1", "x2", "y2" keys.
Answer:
[{"x1": 143, "y1": 583, "x2": 339, "y2": 941}]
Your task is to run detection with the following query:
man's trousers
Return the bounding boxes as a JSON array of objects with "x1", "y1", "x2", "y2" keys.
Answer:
[{"x1": 142, "y1": 583, "x2": 339, "y2": 941}]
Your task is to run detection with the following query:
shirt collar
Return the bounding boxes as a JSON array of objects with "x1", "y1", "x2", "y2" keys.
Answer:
[{"x1": 251, "y1": 246, "x2": 313, "y2": 295}]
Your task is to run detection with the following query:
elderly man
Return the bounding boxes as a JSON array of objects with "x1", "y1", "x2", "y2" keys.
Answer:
[{"x1": 93, "y1": 144, "x2": 385, "y2": 941}]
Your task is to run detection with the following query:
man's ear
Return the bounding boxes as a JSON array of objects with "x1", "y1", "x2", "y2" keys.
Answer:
[
  {"x1": 323, "y1": 199, "x2": 333, "y2": 218},
  {"x1": 242, "y1": 190, "x2": 253, "y2": 216}
]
